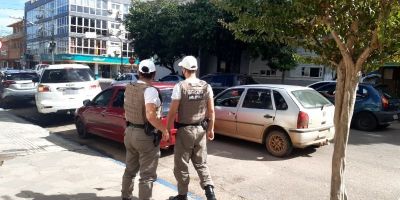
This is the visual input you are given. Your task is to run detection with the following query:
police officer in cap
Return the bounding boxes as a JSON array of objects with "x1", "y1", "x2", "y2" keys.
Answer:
[
  {"x1": 167, "y1": 56, "x2": 217, "y2": 200},
  {"x1": 122, "y1": 59, "x2": 169, "y2": 200}
]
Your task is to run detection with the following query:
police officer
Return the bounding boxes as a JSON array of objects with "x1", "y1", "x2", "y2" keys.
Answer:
[
  {"x1": 167, "y1": 56, "x2": 217, "y2": 200},
  {"x1": 122, "y1": 59, "x2": 169, "y2": 200}
]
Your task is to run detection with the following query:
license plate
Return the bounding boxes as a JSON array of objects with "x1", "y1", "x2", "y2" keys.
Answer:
[
  {"x1": 63, "y1": 90, "x2": 79, "y2": 95},
  {"x1": 20, "y1": 83, "x2": 33, "y2": 88},
  {"x1": 394, "y1": 114, "x2": 399, "y2": 120}
]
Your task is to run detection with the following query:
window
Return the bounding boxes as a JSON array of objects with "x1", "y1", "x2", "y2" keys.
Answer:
[
  {"x1": 302, "y1": 67, "x2": 323, "y2": 78},
  {"x1": 215, "y1": 89, "x2": 244, "y2": 107},
  {"x1": 40, "y1": 68, "x2": 95, "y2": 83},
  {"x1": 356, "y1": 86, "x2": 369, "y2": 98},
  {"x1": 112, "y1": 89, "x2": 125, "y2": 108},
  {"x1": 243, "y1": 89, "x2": 273, "y2": 109},
  {"x1": 292, "y1": 90, "x2": 332, "y2": 109},
  {"x1": 93, "y1": 89, "x2": 113, "y2": 107},
  {"x1": 273, "y1": 91, "x2": 288, "y2": 110}
]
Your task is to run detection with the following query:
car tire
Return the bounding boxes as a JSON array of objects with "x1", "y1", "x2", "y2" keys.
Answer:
[
  {"x1": 354, "y1": 112, "x2": 378, "y2": 131},
  {"x1": 265, "y1": 130, "x2": 293, "y2": 157},
  {"x1": 75, "y1": 117, "x2": 90, "y2": 138}
]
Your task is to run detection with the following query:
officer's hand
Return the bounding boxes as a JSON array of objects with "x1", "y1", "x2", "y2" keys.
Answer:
[
  {"x1": 207, "y1": 130, "x2": 214, "y2": 141},
  {"x1": 161, "y1": 130, "x2": 169, "y2": 142}
]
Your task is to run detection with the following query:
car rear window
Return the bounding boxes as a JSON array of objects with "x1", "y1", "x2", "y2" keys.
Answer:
[
  {"x1": 292, "y1": 90, "x2": 332, "y2": 109},
  {"x1": 6, "y1": 73, "x2": 38, "y2": 81},
  {"x1": 40, "y1": 68, "x2": 95, "y2": 83}
]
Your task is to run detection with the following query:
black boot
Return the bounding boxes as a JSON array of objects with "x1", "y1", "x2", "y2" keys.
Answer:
[
  {"x1": 204, "y1": 185, "x2": 217, "y2": 200},
  {"x1": 169, "y1": 194, "x2": 188, "y2": 200}
]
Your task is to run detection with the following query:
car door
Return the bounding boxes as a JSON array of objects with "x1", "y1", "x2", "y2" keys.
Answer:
[
  {"x1": 83, "y1": 88, "x2": 114, "y2": 136},
  {"x1": 214, "y1": 88, "x2": 244, "y2": 137},
  {"x1": 236, "y1": 88, "x2": 275, "y2": 142},
  {"x1": 101, "y1": 88, "x2": 126, "y2": 142}
]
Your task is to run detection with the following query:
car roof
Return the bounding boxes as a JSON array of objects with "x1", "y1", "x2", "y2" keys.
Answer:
[
  {"x1": 46, "y1": 64, "x2": 90, "y2": 69},
  {"x1": 4, "y1": 70, "x2": 37, "y2": 74},
  {"x1": 232, "y1": 84, "x2": 313, "y2": 91},
  {"x1": 201, "y1": 73, "x2": 250, "y2": 78}
]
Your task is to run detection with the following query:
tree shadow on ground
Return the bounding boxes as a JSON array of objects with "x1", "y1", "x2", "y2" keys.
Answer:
[
  {"x1": 11, "y1": 190, "x2": 132, "y2": 200},
  {"x1": 207, "y1": 134, "x2": 317, "y2": 162}
]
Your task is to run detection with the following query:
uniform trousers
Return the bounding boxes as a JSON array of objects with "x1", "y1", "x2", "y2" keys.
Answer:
[
  {"x1": 122, "y1": 126, "x2": 160, "y2": 200},
  {"x1": 173, "y1": 125, "x2": 214, "y2": 195}
]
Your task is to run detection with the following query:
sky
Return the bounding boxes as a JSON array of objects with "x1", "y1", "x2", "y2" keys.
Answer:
[{"x1": 0, "y1": 0, "x2": 26, "y2": 36}]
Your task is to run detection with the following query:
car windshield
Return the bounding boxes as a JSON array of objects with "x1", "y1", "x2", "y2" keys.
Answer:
[
  {"x1": 292, "y1": 89, "x2": 332, "y2": 109},
  {"x1": 160, "y1": 89, "x2": 172, "y2": 116},
  {"x1": 40, "y1": 68, "x2": 95, "y2": 83},
  {"x1": 6, "y1": 73, "x2": 38, "y2": 81}
]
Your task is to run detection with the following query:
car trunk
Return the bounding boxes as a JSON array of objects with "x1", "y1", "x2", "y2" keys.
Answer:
[{"x1": 290, "y1": 89, "x2": 335, "y2": 129}]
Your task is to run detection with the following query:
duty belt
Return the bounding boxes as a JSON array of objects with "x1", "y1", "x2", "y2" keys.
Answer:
[
  {"x1": 126, "y1": 121, "x2": 145, "y2": 129},
  {"x1": 175, "y1": 122, "x2": 202, "y2": 129}
]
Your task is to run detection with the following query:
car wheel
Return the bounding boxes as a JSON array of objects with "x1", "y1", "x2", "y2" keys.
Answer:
[
  {"x1": 75, "y1": 117, "x2": 90, "y2": 138},
  {"x1": 265, "y1": 130, "x2": 293, "y2": 157},
  {"x1": 0, "y1": 98, "x2": 9, "y2": 109},
  {"x1": 354, "y1": 112, "x2": 378, "y2": 131}
]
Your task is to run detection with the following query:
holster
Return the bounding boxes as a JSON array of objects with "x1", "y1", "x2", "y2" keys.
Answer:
[{"x1": 144, "y1": 121, "x2": 162, "y2": 147}]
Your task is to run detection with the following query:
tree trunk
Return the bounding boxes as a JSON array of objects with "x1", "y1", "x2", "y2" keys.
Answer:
[
  {"x1": 281, "y1": 70, "x2": 285, "y2": 84},
  {"x1": 330, "y1": 60, "x2": 360, "y2": 200}
]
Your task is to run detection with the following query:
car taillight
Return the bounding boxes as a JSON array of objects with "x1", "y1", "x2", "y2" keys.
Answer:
[
  {"x1": 2, "y1": 80, "x2": 16, "y2": 88},
  {"x1": 38, "y1": 84, "x2": 50, "y2": 92},
  {"x1": 382, "y1": 95, "x2": 389, "y2": 110},
  {"x1": 297, "y1": 111, "x2": 309, "y2": 129}
]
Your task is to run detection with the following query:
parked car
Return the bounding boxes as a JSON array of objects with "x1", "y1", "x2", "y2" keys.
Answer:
[
  {"x1": 158, "y1": 74, "x2": 184, "y2": 83},
  {"x1": 74, "y1": 82, "x2": 177, "y2": 149},
  {"x1": 0, "y1": 70, "x2": 39, "y2": 106},
  {"x1": 111, "y1": 73, "x2": 138, "y2": 85},
  {"x1": 315, "y1": 82, "x2": 400, "y2": 131},
  {"x1": 201, "y1": 73, "x2": 258, "y2": 95},
  {"x1": 34, "y1": 64, "x2": 101, "y2": 114},
  {"x1": 214, "y1": 84, "x2": 335, "y2": 157},
  {"x1": 307, "y1": 81, "x2": 336, "y2": 90}
]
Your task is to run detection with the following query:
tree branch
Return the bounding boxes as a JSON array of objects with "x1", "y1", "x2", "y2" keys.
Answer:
[{"x1": 346, "y1": 20, "x2": 359, "y2": 55}]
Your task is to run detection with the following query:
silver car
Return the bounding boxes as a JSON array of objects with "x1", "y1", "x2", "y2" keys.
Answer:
[
  {"x1": 111, "y1": 73, "x2": 138, "y2": 85},
  {"x1": 214, "y1": 84, "x2": 335, "y2": 157},
  {"x1": 0, "y1": 71, "x2": 38, "y2": 106}
]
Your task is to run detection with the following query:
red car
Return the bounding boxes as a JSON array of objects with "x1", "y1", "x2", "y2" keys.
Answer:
[{"x1": 74, "y1": 82, "x2": 176, "y2": 149}]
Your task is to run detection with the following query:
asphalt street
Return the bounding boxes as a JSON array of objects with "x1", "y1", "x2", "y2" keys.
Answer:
[{"x1": 3, "y1": 101, "x2": 400, "y2": 200}]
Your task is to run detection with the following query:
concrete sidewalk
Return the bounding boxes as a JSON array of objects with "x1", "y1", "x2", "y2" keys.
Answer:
[{"x1": 0, "y1": 111, "x2": 201, "y2": 200}]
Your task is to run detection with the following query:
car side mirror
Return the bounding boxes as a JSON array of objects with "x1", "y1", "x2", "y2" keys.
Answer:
[
  {"x1": 83, "y1": 99, "x2": 92, "y2": 106},
  {"x1": 32, "y1": 77, "x2": 39, "y2": 83}
]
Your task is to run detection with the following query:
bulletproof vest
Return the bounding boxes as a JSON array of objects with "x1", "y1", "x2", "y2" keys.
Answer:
[
  {"x1": 124, "y1": 83, "x2": 149, "y2": 124},
  {"x1": 178, "y1": 80, "x2": 209, "y2": 124}
]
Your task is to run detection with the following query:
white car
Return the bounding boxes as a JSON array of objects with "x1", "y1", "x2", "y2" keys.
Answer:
[
  {"x1": 214, "y1": 84, "x2": 335, "y2": 157},
  {"x1": 35, "y1": 64, "x2": 102, "y2": 114}
]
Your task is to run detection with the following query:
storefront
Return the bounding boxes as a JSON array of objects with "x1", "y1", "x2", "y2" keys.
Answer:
[{"x1": 41, "y1": 53, "x2": 138, "y2": 79}]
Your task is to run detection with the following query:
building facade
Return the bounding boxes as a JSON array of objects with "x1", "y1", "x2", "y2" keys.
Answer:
[
  {"x1": 0, "y1": 21, "x2": 25, "y2": 69},
  {"x1": 25, "y1": 0, "x2": 134, "y2": 78}
]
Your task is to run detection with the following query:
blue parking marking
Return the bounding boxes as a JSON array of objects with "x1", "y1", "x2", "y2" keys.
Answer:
[{"x1": 106, "y1": 157, "x2": 203, "y2": 200}]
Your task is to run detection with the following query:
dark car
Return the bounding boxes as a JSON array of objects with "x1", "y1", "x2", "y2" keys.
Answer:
[
  {"x1": 200, "y1": 73, "x2": 258, "y2": 95},
  {"x1": 74, "y1": 82, "x2": 177, "y2": 149},
  {"x1": 315, "y1": 82, "x2": 400, "y2": 131},
  {"x1": 158, "y1": 74, "x2": 184, "y2": 83}
]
